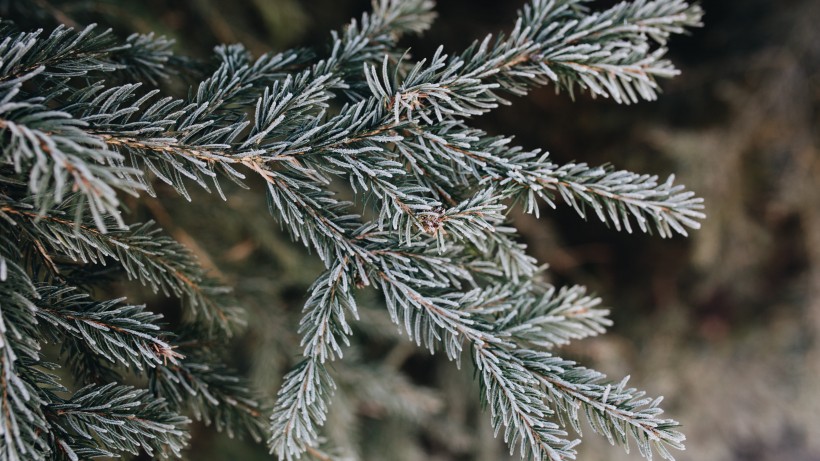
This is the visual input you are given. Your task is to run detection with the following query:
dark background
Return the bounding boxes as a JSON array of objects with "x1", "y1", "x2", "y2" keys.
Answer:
[{"x1": 8, "y1": 1, "x2": 819, "y2": 460}]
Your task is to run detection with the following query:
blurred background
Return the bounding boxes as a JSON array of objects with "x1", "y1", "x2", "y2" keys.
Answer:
[{"x1": 5, "y1": 1, "x2": 819, "y2": 460}]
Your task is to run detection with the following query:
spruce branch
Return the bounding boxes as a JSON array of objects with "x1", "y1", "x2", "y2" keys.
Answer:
[
  {"x1": 410, "y1": 288, "x2": 585, "y2": 460},
  {"x1": 0, "y1": 1, "x2": 705, "y2": 459},
  {"x1": 474, "y1": 227, "x2": 540, "y2": 283},
  {"x1": 266, "y1": 164, "x2": 619, "y2": 459},
  {"x1": 34, "y1": 286, "x2": 180, "y2": 373},
  {"x1": 382, "y1": 282, "x2": 680, "y2": 461},
  {"x1": 46, "y1": 383, "x2": 190, "y2": 459},
  {"x1": 299, "y1": 259, "x2": 359, "y2": 363},
  {"x1": 270, "y1": 233, "x2": 483, "y2": 457},
  {"x1": 533, "y1": 0, "x2": 703, "y2": 103},
  {"x1": 498, "y1": 285, "x2": 612, "y2": 350},
  {"x1": 519, "y1": 350, "x2": 686, "y2": 461},
  {"x1": 375, "y1": 0, "x2": 703, "y2": 117},
  {"x1": 399, "y1": 123, "x2": 705, "y2": 237},
  {"x1": 150, "y1": 344, "x2": 266, "y2": 442},
  {"x1": 328, "y1": 0, "x2": 436, "y2": 97},
  {"x1": 0, "y1": 202, "x2": 243, "y2": 333},
  {"x1": 369, "y1": 0, "x2": 437, "y2": 38},
  {"x1": 111, "y1": 33, "x2": 176, "y2": 85},
  {"x1": 0, "y1": 24, "x2": 122, "y2": 82},
  {"x1": 345, "y1": 280, "x2": 587, "y2": 459},
  {"x1": 239, "y1": 0, "x2": 703, "y2": 250},
  {"x1": 416, "y1": 282, "x2": 684, "y2": 460},
  {"x1": 292, "y1": 266, "x2": 671, "y2": 461},
  {"x1": 269, "y1": 358, "x2": 336, "y2": 461},
  {"x1": 474, "y1": 344, "x2": 578, "y2": 461},
  {"x1": 348, "y1": 270, "x2": 673, "y2": 460},
  {"x1": 0, "y1": 70, "x2": 142, "y2": 230},
  {"x1": 64, "y1": 0, "x2": 435, "y2": 204},
  {"x1": 530, "y1": 164, "x2": 705, "y2": 237},
  {"x1": 0, "y1": 264, "x2": 50, "y2": 461},
  {"x1": 69, "y1": 76, "x2": 250, "y2": 200}
]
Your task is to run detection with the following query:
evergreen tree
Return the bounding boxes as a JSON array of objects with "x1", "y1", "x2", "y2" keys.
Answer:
[{"x1": 0, "y1": 1, "x2": 704, "y2": 460}]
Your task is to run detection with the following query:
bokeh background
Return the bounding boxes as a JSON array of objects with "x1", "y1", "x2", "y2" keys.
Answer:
[{"x1": 5, "y1": 1, "x2": 819, "y2": 460}]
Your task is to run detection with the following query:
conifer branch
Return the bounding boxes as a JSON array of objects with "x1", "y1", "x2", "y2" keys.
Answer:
[
  {"x1": 521, "y1": 350, "x2": 686, "y2": 460},
  {"x1": 61, "y1": 0, "x2": 436, "y2": 205},
  {"x1": 0, "y1": 1, "x2": 704, "y2": 459},
  {"x1": 112, "y1": 33, "x2": 176, "y2": 85},
  {"x1": 34, "y1": 286, "x2": 180, "y2": 372},
  {"x1": 474, "y1": 345, "x2": 578, "y2": 461},
  {"x1": 385, "y1": 284, "x2": 678, "y2": 461},
  {"x1": 0, "y1": 70, "x2": 142, "y2": 230},
  {"x1": 299, "y1": 259, "x2": 359, "y2": 363},
  {"x1": 401, "y1": 123, "x2": 705, "y2": 237},
  {"x1": 0, "y1": 24, "x2": 122, "y2": 82},
  {"x1": 369, "y1": 0, "x2": 703, "y2": 117},
  {"x1": 0, "y1": 202, "x2": 243, "y2": 333},
  {"x1": 269, "y1": 358, "x2": 336, "y2": 461},
  {"x1": 0, "y1": 265, "x2": 50, "y2": 461},
  {"x1": 150, "y1": 344, "x2": 266, "y2": 442},
  {"x1": 499, "y1": 285, "x2": 612, "y2": 349},
  {"x1": 46, "y1": 383, "x2": 190, "y2": 459}
]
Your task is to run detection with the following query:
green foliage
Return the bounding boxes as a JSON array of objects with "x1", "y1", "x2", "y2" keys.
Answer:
[{"x1": 0, "y1": 0, "x2": 704, "y2": 460}]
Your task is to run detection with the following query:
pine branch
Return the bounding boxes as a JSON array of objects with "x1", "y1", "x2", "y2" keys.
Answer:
[
  {"x1": 68, "y1": 77, "x2": 250, "y2": 200},
  {"x1": 417, "y1": 188, "x2": 506, "y2": 251},
  {"x1": 498, "y1": 304, "x2": 682, "y2": 460},
  {"x1": 471, "y1": 226, "x2": 540, "y2": 283},
  {"x1": 335, "y1": 274, "x2": 677, "y2": 460},
  {"x1": 235, "y1": 0, "x2": 703, "y2": 252},
  {"x1": 369, "y1": 0, "x2": 437, "y2": 39},
  {"x1": 268, "y1": 189, "x2": 544, "y2": 457},
  {"x1": 64, "y1": 0, "x2": 434, "y2": 204},
  {"x1": 414, "y1": 285, "x2": 679, "y2": 460},
  {"x1": 530, "y1": 163, "x2": 705, "y2": 237},
  {"x1": 259, "y1": 168, "x2": 368, "y2": 266},
  {"x1": 398, "y1": 286, "x2": 586, "y2": 460},
  {"x1": 269, "y1": 235, "x2": 476, "y2": 457},
  {"x1": 16, "y1": 12, "x2": 435, "y2": 255},
  {"x1": 0, "y1": 246, "x2": 190, "y2": 461},
  {"x1": 360, "y1": 279, "x2": 588, "y2": 459},
  {"x1": 329, "y1": 0, "x2": 436, "y2": 97},
  {"x1": 534, "y1": 0, "x2": 703, "y2": 103},
  {"x1": 3, "y1": 0, "x2": 700, "y2": 246}
]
